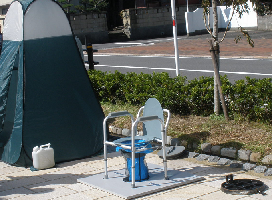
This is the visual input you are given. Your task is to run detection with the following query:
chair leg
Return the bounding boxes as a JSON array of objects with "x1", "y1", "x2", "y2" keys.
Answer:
[
  {"x1": 103, "y1": 118, "x2": 108, "y2": 179},
  {"x1": 162, "y1": 130, "x2": 168, "y2": 180},
  {"x1": 104, "y1": 142, "x2": 108, "y2": 179},
  {"x1": 163, "y1": 159, "x2": 168, "y2": 180},
  {"x1": 131, "y1": 129, "x2": 136, "y2": 188}
]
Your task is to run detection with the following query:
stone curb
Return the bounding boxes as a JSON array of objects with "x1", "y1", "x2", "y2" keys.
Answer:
[
  {"x1": 199, "y1": 142, "x2": 271, "y2": 165},
  {"x1": 191, "y1": 153, "x2": 272, "y2": 177},
  {"x1": 109, "y1": 128, "x2": 272, "y2": 176},
  {"x1": 193, "y1": 141, "x2": 272, "y2": 176}
]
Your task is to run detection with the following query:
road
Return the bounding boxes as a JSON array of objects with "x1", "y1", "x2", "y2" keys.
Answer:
[{"x1": 92, "y1": 54, "x2": 272, "y2": 83}]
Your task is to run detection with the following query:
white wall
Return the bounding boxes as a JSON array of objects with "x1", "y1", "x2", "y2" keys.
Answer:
[
  {"x1": 0, "y1": 0, "x2": 13, "y2": 7},
  {"x1": 185, "y1": 0, "x2": 257, "y2": 35}
]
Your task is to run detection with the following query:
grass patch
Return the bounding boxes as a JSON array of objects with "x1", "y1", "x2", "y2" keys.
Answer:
[{"x1": 101, "y1": 102, "x2": 272, "y2": 156}]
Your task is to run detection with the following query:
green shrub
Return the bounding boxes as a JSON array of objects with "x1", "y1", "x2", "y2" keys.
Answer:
[
  {"x1": 88, "y1": 70, "x2": 272, "y2": 123},
  {"x1": 123, "y1": 72, "x2": 154, "y2": 104},
  {"x1": 186, "y1": 76, "x2": 214, "y2": 116},
  {"x1": 155, "y1": 75, "x2": 189, "y2": 115},
  {"x1": 88, "y1": 70, "x2": 125, "y2": 103},
  {"x1": 230, "y1": 77, "x2": 272, "y2": 122}
]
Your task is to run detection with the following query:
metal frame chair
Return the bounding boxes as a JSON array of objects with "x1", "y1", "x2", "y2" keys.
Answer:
[{"x1": 103, "y1": 98, "x2": 170, "y2": 188}]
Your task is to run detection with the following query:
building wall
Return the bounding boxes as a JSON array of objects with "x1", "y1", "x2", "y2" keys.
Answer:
[
  {"x1": 70, "y1": 12, "x2": 109, "y2": 44},
  {"x1": 0, "y1": 0, "x2": 13, "y2": 7},
  {"x1": 0, "y1": 0, "x2": 11, "y2": 32},
  {"x1": 258, "y1": 15, "x2": 272, "y2": 30},
  {"x1": 122, "y1": 5, "x2": 199, "y2": 40}
]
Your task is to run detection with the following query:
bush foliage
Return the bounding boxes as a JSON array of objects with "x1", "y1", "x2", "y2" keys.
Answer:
[{"x1": 88, "y1": 70, "x2": 272, "y2": 123}]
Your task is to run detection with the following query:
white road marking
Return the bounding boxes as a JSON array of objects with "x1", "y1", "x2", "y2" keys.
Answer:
[
  {"x1": 94, "y1": 55, "x2": 261, "y2": 61},
  {"x1": 114, "y1": 43, "x2": 143, "y2": 45},
  {"x1": 92, "y1": 55, "x2": 271, "y2": 77},
  {"x1": 94, "y1": 64, "x2": 272, "y2": 76},
  {"x1": 233, "y1": 58, "x2": 260, "y2": 61}
]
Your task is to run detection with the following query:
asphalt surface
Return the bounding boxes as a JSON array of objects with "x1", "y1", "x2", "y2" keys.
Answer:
[{"x1": 95, "y1": 30, "x2": 272, "y2": 59}]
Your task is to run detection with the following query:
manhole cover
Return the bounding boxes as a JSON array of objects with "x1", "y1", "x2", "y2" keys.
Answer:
[{"x1": 221, "y1": 174, "x2": 266, "y2": 195}]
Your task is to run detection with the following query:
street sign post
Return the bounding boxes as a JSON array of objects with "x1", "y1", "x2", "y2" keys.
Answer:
[{"x1": 171, "y1": 0, "x2": 180, "y2": 76}]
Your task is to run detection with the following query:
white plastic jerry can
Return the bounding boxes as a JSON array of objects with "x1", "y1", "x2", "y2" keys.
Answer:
[{"x1": 32, "y1": 143, "x2": 55, "y2": 170}]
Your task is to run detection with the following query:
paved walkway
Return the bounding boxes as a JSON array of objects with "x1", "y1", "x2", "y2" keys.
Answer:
[
  {"x1": 98, "y1": 31, "x2": 272, "y2": 59},
  {"x1": 1, "y1": 150, "x2": 272, "y2": 200}
]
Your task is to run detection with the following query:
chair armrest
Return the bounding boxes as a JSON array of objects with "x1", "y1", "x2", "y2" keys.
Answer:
[
  {"x1": 103, "y1": 111, "x2": 134, "y2": 143},
  {"x1": 163, "y1": 109, "x2": 171, "y2": 133},
  {"x1": 136, "y1": 106, "x2": 144, "y2": 118},
  {"x1": 108, "y1": 111, "x2": 132, "y2": 118}
]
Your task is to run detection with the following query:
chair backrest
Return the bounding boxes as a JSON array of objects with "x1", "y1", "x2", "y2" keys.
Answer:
[{"x1": 142, "y1": 98, "x2": 164, "y2": 140}]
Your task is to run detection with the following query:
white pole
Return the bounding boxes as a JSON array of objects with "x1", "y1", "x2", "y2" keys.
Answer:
[
  {"x1": 171, "y1": 0, "x2": 179, "y2": 76},
  {"x1": 187, "y1": 0, "x2": 189, "y2": 12}
]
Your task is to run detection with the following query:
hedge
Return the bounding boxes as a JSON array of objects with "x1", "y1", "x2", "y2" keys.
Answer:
[{"x1": 88, "y1": 70, "x2": 272, "y2": 123}]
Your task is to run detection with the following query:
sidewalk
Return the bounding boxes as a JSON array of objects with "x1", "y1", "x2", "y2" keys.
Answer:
[
  {"x1": 97, "y1": 31, "x2": 272, "y2": 59},
  {"x1": 1, "y1": 149, "x2": 272, "y2": 200}
]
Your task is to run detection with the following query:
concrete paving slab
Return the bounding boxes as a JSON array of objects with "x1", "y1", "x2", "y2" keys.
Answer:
[
  {"x1": 80, "y1": 187, "x2": 119, "y2": 199},
  {"x1": 203, "y1": 177, "x2": 226, "y2": 189},
  {"x1": 0, "y1": 186, "x2": 35, "y2": 199},
  {"x1": 166, "y1": 159, "x2": 203, "y2": 170},
  {"x1": 136, "y1": 183, "x2": 218, "y2": 200},
  {"x1": 239, "y1": 197, "x2": 262, "y2": 200},
  {"x1": 25, "y1": 184, "x2": 56, "y2": 195},
  {"x1": 1, "y1": 150, "x2": 272, "y2": 200},
  {"x1": 0, "y1": 176, "x2": 46, "y2": 192},
  {"x1": 252, "y1": 189, "x2": 272, "y2": 200},
  {"x1": 24, "y1": 186, "x2": 75, "y2": 200},
  {"x1": 0, "y1": 166, "x2": 25, "y2": 176},
  {"x1": 64, "y1": 181, "x2": 95, "y2": 192},
  {"x1": 47, "y1": 192, "x2": 94, "y2": 200},
  {"x1": 197, "y1": 190, "x2": 249, "y2": 200},
  {"x1": 78, "y1": 163, "x2": 204, "y2": 199}
]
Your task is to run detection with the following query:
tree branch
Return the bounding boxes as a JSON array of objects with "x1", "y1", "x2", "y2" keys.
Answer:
[
  {"x1": 220, "y1": 1, "x2": 236, "y2": 43},
  {"x1": 203, "y1": 10, "x2": 213, "y2": 36}
]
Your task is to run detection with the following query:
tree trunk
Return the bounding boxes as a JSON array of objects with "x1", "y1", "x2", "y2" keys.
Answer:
[
  {"x1": 212, "y1": 0, "x2": 220, "y2": 115},
  {"x1": 209, "y1": 40, "x2": 229, "y2": 121}
]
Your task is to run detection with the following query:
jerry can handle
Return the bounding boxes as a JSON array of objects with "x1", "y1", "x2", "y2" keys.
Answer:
[{"x1": 40, "y1": 143, "x2": 51, "y2": 149}]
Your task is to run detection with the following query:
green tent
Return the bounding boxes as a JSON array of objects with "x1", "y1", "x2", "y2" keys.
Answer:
[{"x1": 0, "y1": 0, "x2": 104, "y2": 167}]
